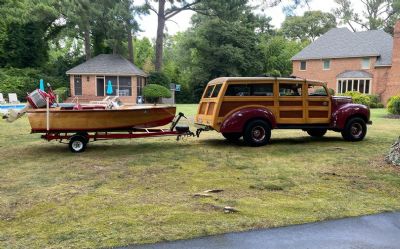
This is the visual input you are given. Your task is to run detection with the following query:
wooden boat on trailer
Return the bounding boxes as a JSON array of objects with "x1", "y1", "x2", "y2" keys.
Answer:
[{"x1": 3, "y1": 87, "x2": 194, "y2": 152}]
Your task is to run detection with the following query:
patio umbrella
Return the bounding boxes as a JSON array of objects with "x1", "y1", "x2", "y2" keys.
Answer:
[
  {"x1": 39, "y1": 79, "x2": 45, "y2": 91},
  {"x1": 106, "y1": 80, "x2": 113, "y2": 95}
]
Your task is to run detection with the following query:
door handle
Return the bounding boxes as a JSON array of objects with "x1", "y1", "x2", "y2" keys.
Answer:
[{"x1": 322, "y1": 102, "x2": 328, "y2": 106}]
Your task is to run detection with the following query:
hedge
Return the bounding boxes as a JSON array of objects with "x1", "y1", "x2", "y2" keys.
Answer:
[
  {"x1": 388, "y1": 96, "x2": 400, "y2": 115},
  {"x1": 0, "y1": 67, "x2": 67, "y2": 101}
]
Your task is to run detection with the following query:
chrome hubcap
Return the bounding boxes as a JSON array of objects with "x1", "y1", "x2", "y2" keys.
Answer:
[
  {"x1": 72, "y1": 141, "x2": 83, "y2": 151},
  {"x1": 351, "y1": 123, "x2": 363, "y2": 138},
  {"x1": 252, "y1": 126, "x2": 266, "y2": 142}
]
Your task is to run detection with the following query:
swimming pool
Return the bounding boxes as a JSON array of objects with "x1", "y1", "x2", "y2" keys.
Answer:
[{"x1": 0, "y1": 104, "x2": 26, "y2": 113}]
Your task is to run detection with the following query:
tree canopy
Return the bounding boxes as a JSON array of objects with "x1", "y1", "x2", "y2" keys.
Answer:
[{"x1": 282, "y1": 11, "x2": 337, "y2": 41}]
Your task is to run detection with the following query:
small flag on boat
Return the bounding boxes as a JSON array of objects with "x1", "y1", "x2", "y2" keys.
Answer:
[
  {"x1": 107, "y1": 80, "x2": 113, "y2": 95},
  {"x1": 39, "y1": 79, "x2": 45, "y2": 91}
]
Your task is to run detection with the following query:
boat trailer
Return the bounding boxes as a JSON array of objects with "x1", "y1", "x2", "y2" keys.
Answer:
[{"x1": 40, "y1": 112, "x2": 196, "y2": 153}]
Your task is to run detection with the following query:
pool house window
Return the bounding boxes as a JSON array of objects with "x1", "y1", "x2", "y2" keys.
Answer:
[
  {"x1": 96, "y1": 76, "x2": 132, "y2": 96},
  {"x1": 337, "y1": 78, "x2": 371, "y2": 94}
]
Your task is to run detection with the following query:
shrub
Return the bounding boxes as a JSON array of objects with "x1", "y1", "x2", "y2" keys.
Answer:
[
  {"x1": 143, "y1": 84, "x2": 172, "y2": 104},
  {"x1": 377, "y1": 103, "x2": 384, "y2": 108},
  {"x1": 0, "y1": 67, "x2": 67, "y2": 101},
  {"x1": 387, "y1": 96, "x2": 400, "y2": 115},
  {"x1": 342, "y1": 91, "x2": 371, "y2": 106},
  {"x1": 54, "y1": 87, "x2": 69, "y2": 102},
  {"x1": 148, "y1": 72, "x2": 171, "y2": 88}
]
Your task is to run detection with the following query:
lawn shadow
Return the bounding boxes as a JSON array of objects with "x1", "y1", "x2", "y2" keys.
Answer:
[
  {"x1": 201, "y1": 136, "x2": 350, "y2": 147},
  {"x1": 30, "y1": 139, "x2": 196, "y2": 156}
]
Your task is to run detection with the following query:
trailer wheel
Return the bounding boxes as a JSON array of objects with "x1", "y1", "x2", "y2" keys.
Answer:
[
  {"x1": 243, "y1": 120, "x2": 271, "y2": 147},
  {"x1": 69, "y1": 135, "x2": 87, "y2": 153}
]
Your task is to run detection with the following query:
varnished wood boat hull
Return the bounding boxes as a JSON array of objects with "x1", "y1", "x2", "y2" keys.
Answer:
[{"x1": 27, "y1": 106, "x2": 176, "y2": 133}]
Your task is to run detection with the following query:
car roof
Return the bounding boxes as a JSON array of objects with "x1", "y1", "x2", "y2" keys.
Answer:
[{"x1": 208, "y1": 77, "x2": 326, "y2": 85}]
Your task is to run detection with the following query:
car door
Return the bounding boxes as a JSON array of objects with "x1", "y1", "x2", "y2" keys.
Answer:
[
  {"x1": 277, "y1": 82, "x2": 305, "y2": 124},
  {"x1": 306, "y1": 83, "x2": 331, "y2": 124}
]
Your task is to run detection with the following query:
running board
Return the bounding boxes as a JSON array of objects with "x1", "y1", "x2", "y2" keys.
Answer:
[{"x1": 276, "y1": 124, "x2": 331, "y2": 129}]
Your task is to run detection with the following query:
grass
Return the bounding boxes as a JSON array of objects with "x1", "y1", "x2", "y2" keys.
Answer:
[{"x1": 0, "y1": 106, "x2": 399, "y2": 248}]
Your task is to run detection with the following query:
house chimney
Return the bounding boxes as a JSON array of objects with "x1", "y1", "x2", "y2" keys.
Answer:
[
  {"x1": 384, "y1": 20, "x2": 400, "y2": 104},
  {"x1": 392, "y1": 20, "x2": 400, "y2": 67}
]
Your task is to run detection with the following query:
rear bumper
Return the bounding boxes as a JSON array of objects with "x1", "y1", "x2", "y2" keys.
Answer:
[{"x1": 367, "y1": 120, "x2": 373, "y2": 125}]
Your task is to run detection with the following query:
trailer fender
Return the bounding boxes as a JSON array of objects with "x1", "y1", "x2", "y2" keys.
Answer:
[{"x1": 220, "y1": 107, "x2": 277, "y2": 133}]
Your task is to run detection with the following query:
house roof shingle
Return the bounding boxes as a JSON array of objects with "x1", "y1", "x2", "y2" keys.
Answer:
[
  {"x1": 291, "y1": 28, "x2": 393, "y2": 66},
  {"x1": 337, "y1": 70, "x2": 373, "y2": 79},
  {"x1": 66, "y1": 54, "x2": 147, "y2": 76}
]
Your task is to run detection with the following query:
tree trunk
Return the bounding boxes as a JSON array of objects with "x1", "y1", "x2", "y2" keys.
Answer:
[
  {"x1": 84, "y1": 25, "x2": 91, "y2": 61},
  {"x1": 128, "y1": 29, "x2": 134, "y2": 64},
  {"x1": 155, "y1": 0, "x2": 166, "y2": 72}
]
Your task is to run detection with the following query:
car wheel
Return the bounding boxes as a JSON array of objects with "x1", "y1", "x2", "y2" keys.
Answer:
[
  {"x1": 69, "y1": 135, "x2": 87, "y2": 153},
  {"x1": 222, "y1": 132, "x2": 242, "y2": 141},
  {"x1": 307, "y1": 128, "x2": 327, "y2": 137},
  {"x1": 341, "y1": 117, "x2": 367, "y2": 141},
  {"x1": 243, "y1": 120, "x2": 271, "y2": 147}
]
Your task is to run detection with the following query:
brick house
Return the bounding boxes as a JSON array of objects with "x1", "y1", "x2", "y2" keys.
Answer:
[
  {"x1": 292, "y1": 21, "x2": 400, "y2": 104},
  {"x1": 66, "y1": 54, "x2": 147, "y2": 103}
]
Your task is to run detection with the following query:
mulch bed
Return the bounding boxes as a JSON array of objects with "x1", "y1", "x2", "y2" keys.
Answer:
[{"x1": 385, "y1": 114, "x2": 400, "y2": 119}]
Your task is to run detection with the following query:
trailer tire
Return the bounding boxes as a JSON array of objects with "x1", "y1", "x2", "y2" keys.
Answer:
[{"x1": 69, "y1": 135, "x2": 87, "y2": 153}]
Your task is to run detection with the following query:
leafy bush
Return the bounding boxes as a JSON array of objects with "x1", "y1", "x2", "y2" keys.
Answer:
[
  {"x1": 143, "y1": 84, "x2": 172, "y2": 104},
  {"x1": 366, "y1": 94, "x2": 382, "y2": 108},
  {"x1": 387, "y1": 96, "x2": 400, "y2": 115},
  {"x1": 0, "y1": 67, "x2": 67, "y2": 101},
  {"x1": 148, "y1": 72, "x2": 171, "y2": 88},
  {"x1": 54, "y1": 87, "x2": 69, "y2": 102},
  {"x1": 377, "y1": 103, "x2": 384, "y2": 108},
  {"x1": 341, "y1": 91, "x2": 371, "y2": 106}
]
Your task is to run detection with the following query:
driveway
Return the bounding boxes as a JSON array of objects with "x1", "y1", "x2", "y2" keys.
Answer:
[{"x1": 117, "y1": 212, "x2": 400, "y2": 249}]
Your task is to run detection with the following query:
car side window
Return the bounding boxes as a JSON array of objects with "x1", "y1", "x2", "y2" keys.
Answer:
[
  {"x1": 308, "y1": 84, "x2": 328, "y2": 96},
  {"x1": 225, "y1": 84, "x2": 251, "y2": 96},
  {"x1": 203, "y1": 85, "x2": 214, "y2": 98},
  {"x1": 225, "y1": 84, "x2": 274, "y2": 96},
  {"x1": 252, "y1": 84, "x2": 273, "y2": 96},
  {"x1": 211, "y1": 84, "x2": 222, "y2": 98},
  {"x1": 279, "y1": 83, "x2": 302, "y2": 96}
]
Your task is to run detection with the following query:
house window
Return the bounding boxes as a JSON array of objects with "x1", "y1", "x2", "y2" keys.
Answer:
[
  {"x1": 74, "y1": 75, "x2": 82, "y2": 96},
  {"x1": 300, "y1": 61, "x2": 307, "y2": 71},
  {"x1": 119, "y1": 76, "x2": 132, "y2": 96},
  {"x1": 105, "y1": 76, "x2": 118, "y2": 96},
  {"x1": 361, "y1": 57, "x2": 370, "y2": 69},
  {"x1": 337, "y1": 79, "x2": 371, "y2": 94},
  {"x1": 323, "y1": 59, "x2": 330, "y2": 70}
]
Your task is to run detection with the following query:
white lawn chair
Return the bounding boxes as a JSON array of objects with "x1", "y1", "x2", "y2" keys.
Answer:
[
  {"x1": 8, "y1": 93, "x2": 20, "y2": 104},
  {"x1": 0, "y1": 93, "x2": 6, "y2": 104}
]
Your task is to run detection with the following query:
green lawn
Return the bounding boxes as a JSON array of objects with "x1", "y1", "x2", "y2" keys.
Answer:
[{"x1": 0, "y1": 106, "x2": 399, "y2": 248}]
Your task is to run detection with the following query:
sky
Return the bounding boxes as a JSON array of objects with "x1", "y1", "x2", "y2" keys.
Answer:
[{"x1": 135, "y1": 0, "x2": 365, "y2": 39}]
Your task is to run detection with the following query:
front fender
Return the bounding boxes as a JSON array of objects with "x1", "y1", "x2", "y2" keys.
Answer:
[
  {"x1": 220, "y1": 107, "x2": 277, "y2": 133},
  {"x1": 331, "y1": 103, "x2": 370, "y2": 129}
]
